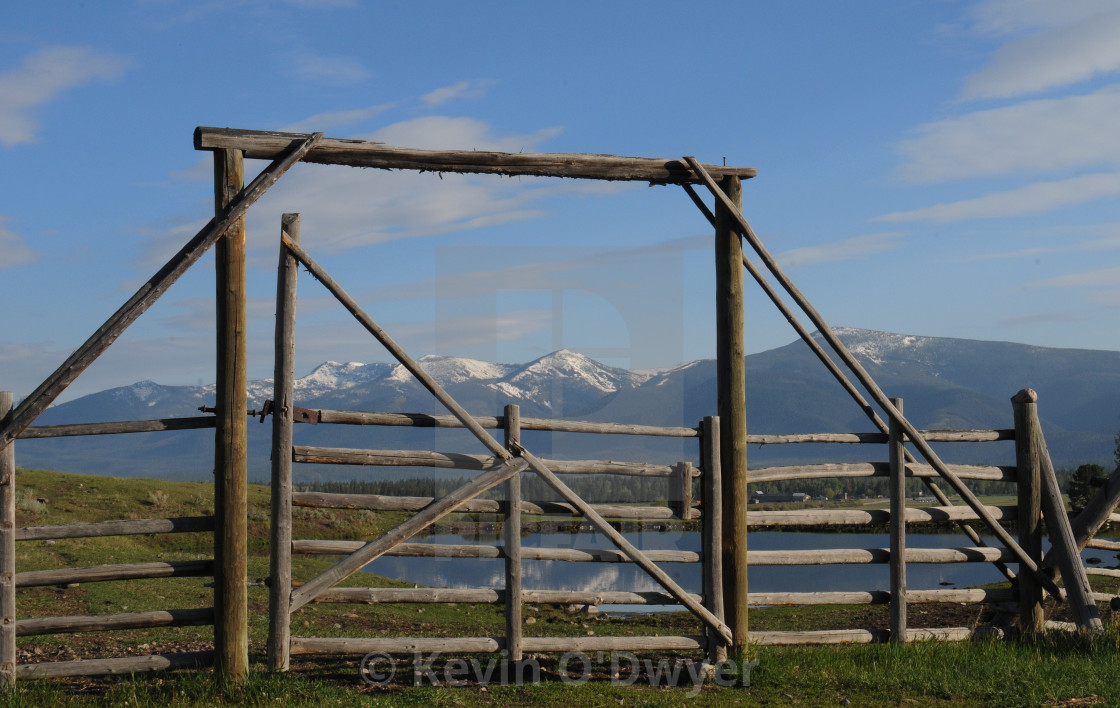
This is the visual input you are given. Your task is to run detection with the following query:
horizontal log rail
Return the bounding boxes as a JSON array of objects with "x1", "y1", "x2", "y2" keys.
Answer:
[
  {"x1": 308, "y1": 586, "x2": 1020, "y2": 607},
  {"x1": 18, "y1": 416, "x2": 217, "y2": 439},
  {"x1": 746, "y1": 429, "x2": 1014, "y2": 445},
  {"x1": 314, "y1": 409, "x2": 700, "y2": 437},
  {"x1": 16, "y1": 560, "x2": 213, "y2": 588},
  {"x1": 293, "y1": 539, "x2": 1015, "y2": 565},
  {"x1": 195, "y1": 127, "x2": 757, "y2": 184},
  {"x1": 747, "y1": 505, "x2": 1016, "y2": 527},
  {"x1": 17, "y1": 608, "x2": 214, "y2": 636},
  {"x1": 293, "y1": 540, "x2": 699, "y2": 563},
  {"x1": 16, "y1": 650, "x2": 214, "y2": 680},
  {"x1": 747, "y1": 462, "x2": 1015, "y2": 484},
  {"x1": 293, "y1": 491, "x2": 679, "y2": 520},
  {"x1": 289, "y1": 635, "x2": 704, "y2": 656},
  {"x1": 750, "y1": 627, "x2": 1000, "y2": 646},
  {"x1": 293, "y1": 445, "x2": 683, "y2": 477},
  {"x1": 17, "y1": 516, "x2": 214, "y2": 541},
  {"x1": 310, "y1": 587, "x2": 701, "y2": 605}
]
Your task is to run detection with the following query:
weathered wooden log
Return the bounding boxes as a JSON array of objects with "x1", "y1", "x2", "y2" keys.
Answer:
[
  {"x1": 17, "y1": 516, "x2": 214, "y2": 541},
  {"x1": 311, "y1": 587, "x2": 701, "y2": 605},
  {"x1": 0, "y1": 133, "x2": 323, "y2": 455},
  {"x1": 0, "y1": 393, "x2": 13, "y2": 686},
  {"x1": 292, "y1": 540, "x2": 700, "y2": 563},
  {"x1": 15, "y1": 560, "x2": 213, "y2": 588},
  {"x1": 745, "y1": 505, "x2": 1016, "y2": 527},
  {"x1": 748, "y1": 627, "x2": 997, "y2": 646},
  {"x1": 315, "y1": 409, "x2": 699, "y2": 437},
  {"x1": 502, "y1": 404, "x2": 522, "y2": 663},
  {"x1": 268, "y1": 213, "x2": 300, "y2": 674},
  {"x1": 669, "y1": 462, "x2": 694, "y2": 520},
  {"x1": 288, "y1": 458, "x2": 529, "y2": 613},
  {"x1": 17, "y1": 608, "x2": 214, "y2": 636},
  {"x1": 1084, "y1": 567, "x2": 1120, "y2": 578},
  {"x1": 16, "y1": 651, "x2": 213, "y2": 679},
  {"x1": 292, "y1": 491, "x2": 677, "y2": 520},
  {"x1": 889, "y1": 398, "x2": 907, "y2": 642},
  {"x1": 18, "y1": 417, "x2": 217, "y2": 439},
  {"x1": 1085, "y1": 538, "x2": 1120, "y2": 551},
  {"x1": 1032, "y1": 405, "x2": 1102, "y2": 630},
  {"x1": 748, "y1": 588, "x2": 1016, "y2": 606},
  {"x1": 1066, "y1": 463, "x2": 1120, "y2": 551},
  {"x1": 714, "y1": 174, "x2": 748, "y2": 659},
  {"x1": 289, "y1": 635, "x2": 703, "y2": 656},
  {"x1": 292, "y1": 445, "x2": 677, "y2": 477},
  {"x1": 700, "y1": 416, "x2": 726, "y2": 664},
  {"x1": 1013, "y1": 389, "x2": 1045, "y2": 634},
  {"x1": 195, "y1": 127, "x2": 757, "y2": 184},
  {"x1": 746, "y1": 462, "x2": 1014, "y2": 484}
]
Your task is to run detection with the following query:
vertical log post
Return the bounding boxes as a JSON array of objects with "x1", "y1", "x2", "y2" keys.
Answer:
[
  {"x1": 888, "y1": 398, "x2": 907, "y2": 642},
  {"x1": 714, "y1": 175, "x2": 747, "y2": 662},
  {"x1": 213, "y1": 148, "x2": 248, "y2": 681},
  {"x1": 268, "y1": 214, "x2": 300, "y2": 672},
  {"x1": 503, "y1": 404, "x2": 523, "y2": 664},
  {"x1": 1012, "y1": 389, "x2": 1044, "y2": 635},
  {"x1": 0, "y1": 392, "x2": 14, "y2": 687},
  {"x1": 669, "y1": 462, "x2": 693, "y2": 520},
  {"x1": 700, "y1": 416, "x2": 726, "y2": 664}
]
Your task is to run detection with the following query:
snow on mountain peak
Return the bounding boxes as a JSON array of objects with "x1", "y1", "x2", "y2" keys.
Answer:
[
  {"x1": 388, "y1": 355, "x2": 515, "y2": 387},
  {"x1": 825, "y1": 327, "x2": 936, "y2": 365}
]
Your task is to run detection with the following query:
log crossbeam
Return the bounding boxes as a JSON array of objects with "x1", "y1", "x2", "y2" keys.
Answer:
[{"x1": 684, "y1": 157, "x2": 1061, "y2": 600}]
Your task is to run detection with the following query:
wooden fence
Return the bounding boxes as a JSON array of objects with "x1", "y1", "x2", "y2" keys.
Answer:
[{"x1": 0, "y1": 393, "x2": 218, "y2": 682}]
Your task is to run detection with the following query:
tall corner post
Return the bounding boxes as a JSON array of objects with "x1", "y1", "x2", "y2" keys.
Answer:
[
  {"x1": 714, "y1": 175, "x2": 747, "y2": 661},
  {"x1": 700, "y1": 416, "x2": 726, "y2": 664},
  {"x1": 0, "y1": 392, "x2": 14, "y2": 688},
  {"x1": 1011, "y1": 389, "x2": 1044, "y2": 635},
  {"x1": 213, "y1": 148, "x2": 249, "y2": 681},
  {"x1": 268, "y1": 214, "x2": 300, "y2": 672}
]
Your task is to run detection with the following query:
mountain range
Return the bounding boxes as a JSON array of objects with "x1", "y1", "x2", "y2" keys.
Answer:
[{"x1": 13, "y1": 328, "x2": 1120, "y2": 481}]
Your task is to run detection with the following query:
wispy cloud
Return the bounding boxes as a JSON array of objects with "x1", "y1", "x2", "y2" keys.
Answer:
[
  {"x1": 961, "y1": 10, "x2": 1120, "y2": 99},
  {"x1": 421, "y1": 79, "x2": 495, "y2": 107},
  {"x1": 877, "y1": 172, "x2": 1120, "y2": 223},
  {"x1": 282, "y1": 103, "x2": 394, "y2": 133},
  {"x1": 899, "y1": 87, "x2": 1120, "y2": 182},
  {"x1": 288, "y1": 52, "x2": 369, "y2": 85},
  {"x1": 774, "y1": 233, "x2": 903, "y2": 269},
  {"x1": 1029, "y1": 266, "x2": 1120, "y2": 289},
  {"x1": 955, "y1": 247, "x2": 1052, "y2": 263},
  {"x1": 360, "y1": 116, "x2": 561, "y2": 152},
  {"x1": 970, "y1": 0, "x2": 1118, "y2": 36},
  {"x1": 0, "y1": 46, "x2": 127, "y2": 147},
  {"x1": 0, "y1": 218, "x2": 35, "y2": 268}
]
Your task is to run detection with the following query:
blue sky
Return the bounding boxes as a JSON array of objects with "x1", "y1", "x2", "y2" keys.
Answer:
[{"x1": 2, "y1": 0, "x2": 1119, "y2": 401}]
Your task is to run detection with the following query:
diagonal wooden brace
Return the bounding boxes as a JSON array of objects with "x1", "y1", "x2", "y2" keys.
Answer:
[
  {"x1": 683, "y1": 156, "x2": 1062, "y2": 600},
  {"x1": 0, "y1": 132, "x2": 324, "y2": 453},
  {"x1": 280, "y1": 235, "x2": 510, "y2": 462},
  {"x1": 288, "y1": 457, "x2": 528, "y2": 613},
  {"x1": 514, "y1": 444, "x2": 733, "y2": 646}
]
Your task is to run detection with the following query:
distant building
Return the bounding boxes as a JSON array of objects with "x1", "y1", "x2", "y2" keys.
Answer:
[{"x1": 751, "y1": 491, "x2": 810, "y2": 504}]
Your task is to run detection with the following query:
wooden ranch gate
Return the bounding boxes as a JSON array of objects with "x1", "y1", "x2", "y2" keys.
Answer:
[{"x1": 0, "y1": 126, "x2": 1115, "y2": 685}]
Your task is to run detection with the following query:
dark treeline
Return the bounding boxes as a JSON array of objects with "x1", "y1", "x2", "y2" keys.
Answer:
[
  {"x1": 298, "y1": 467, "x2": 1084, "y2": 506},
  {"x1": 297, "y1": 475, "x2": 673, "y2": 504}
]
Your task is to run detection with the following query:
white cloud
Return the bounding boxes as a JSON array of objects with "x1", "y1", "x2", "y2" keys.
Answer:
[
  {"x1": 954, "y1": 247, "x2": 1052, "y2": 263},
  {"x1": 421, "y1": 79, "x2": 494, "y2": 107},
  {"x1": 961, "y1": 11, "x2": 1120, "y2": 100},
  {"x1": 288, "y1": 53, "x2": 369, "y2": 85},
  {"x1": 774, "y1": 233, "x2": 902, "y2": 269},
  {"x1": 899, "y1": 87, "x2": 1120, "y2": 182},
  {"x1": 970, "y1": 0, "x2": 1118, "y2": 36},
  {"x1": 282, "y1": 103, "x2": 394, "y2": 133},
  {"x1": 362, "y1": 116, "x2": 561, "y2": 152},
  {"x1": 0, "y1": 46, "x2": 127, "y2": 147},
  {"x1": 877, "y1": 172, "x2": 1120, "y2": 223},
  {"x1": 0, "y1": 219, "x2": 35, "y2": 268}
]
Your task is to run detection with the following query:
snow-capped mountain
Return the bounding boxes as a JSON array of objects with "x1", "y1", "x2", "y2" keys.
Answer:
[{"x1": 17, "y1": 331, "x2": 1120, "y2": 479}]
